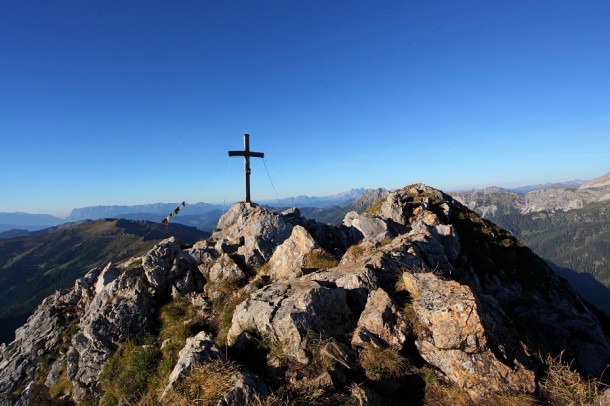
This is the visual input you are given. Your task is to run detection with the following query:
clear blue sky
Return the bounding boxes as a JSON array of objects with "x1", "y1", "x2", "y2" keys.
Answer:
[{"x1": 1, "y1": 1, "x2": 609, "y2": 216}]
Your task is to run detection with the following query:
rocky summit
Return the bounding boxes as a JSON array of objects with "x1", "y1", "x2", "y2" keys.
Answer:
[{"x1": 1, "y1": 184, "x2": 609, "y2": 405}]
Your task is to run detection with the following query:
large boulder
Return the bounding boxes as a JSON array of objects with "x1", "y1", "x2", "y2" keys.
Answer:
[
  {"x1": 206, "y1": 253, "x2": 247, "y2": 284},
  {"x1": 302, "y1": 265, "x2": 380, "y2": 316},
  {"x1": 142, "y1": 237, "x2": 203, "y2": 298},
  {"x1": 352, "y1": 288, "x2": 409, "y2": 351},
  {"x1": 161, "y1": 331, "x2": 222, "y2": 397},
  {"x1": 267, "y1": 225, "x2": 320, "y2": 280},
  {"x1": 402, "y1": 271, "x2": 536, "y2": 398},
  {"x1": 212, "y1": 202, "x2": 295, "y2": 267},
  {"x1": 184, "y1": 239, "x2": 218, "y2": 264},
  {"x1": 228, "y1": 280, "x2": 355, "y2": 363},
  {"x1": 343, "y1": 211, "x2": 393, "y2": 244}
]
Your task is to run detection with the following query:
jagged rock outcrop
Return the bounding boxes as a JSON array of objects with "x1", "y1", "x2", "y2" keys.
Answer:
[
  {"x1": 211, "y1": 202, "x2": 295, "y2": 266},
  {"x1": 68, "y1": 262, "x2": 158, "y2": 402},
  {"x1": 143, "y1": 237, "x2": 204, "y2": 298},
  {"x1": 351, "y1": 288, "x2": 409, "y2": 351},
  {"x1": 0, "y1": 287, "x2": 83, "y2": 394},
  {"x1": 0, "y1": 237, "x2": 206, "y2": 404},
  {"x1": 267, "y1": 225, "x2": 320, "y2": 280},
  {"x1": 2, "y1": 182, "x2": 610, "y2": 405}
]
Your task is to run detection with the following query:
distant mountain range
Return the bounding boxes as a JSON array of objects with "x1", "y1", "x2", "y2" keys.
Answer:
[
  {"x1": 261, "y1": 188, "x2": 365, "y2": 208},
  {"x1": 0, "y1": 189, "x2": 368, "y2": 234},
  {"x1": 3, "y1": 178, "x2": 606, "y2": 235},
  {"x1": 508, "y1": 179, "x2": 585, "y2": 194},
  {"x1": 0, "y1": 212, "x2": 65, "y2": 233}
]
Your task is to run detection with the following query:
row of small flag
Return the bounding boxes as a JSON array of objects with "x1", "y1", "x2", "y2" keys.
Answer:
[{"x1": 161, "y1": 202, "x2": 186, "y2": 224}]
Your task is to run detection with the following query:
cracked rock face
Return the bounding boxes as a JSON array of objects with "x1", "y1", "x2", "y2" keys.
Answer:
[
  {"x1": 68, "y1": 264, "x2": 157, "y2": 403},
  {"x1": 343, "y1": 211, "x2": 393, "y2": 244},
  {"x1": 161, "y1": 331, "x2": 222, "y2": 397},
  {"x1": 143, "y1": 237, "x2": 203, "y2": 298},
  {"x1": 206, "y1": 253, "x2": 247, "y2": 284},
  {"x1": 211, "y1": 202, "x2": 295, "y2": 266},
  {"x1": 228, "y1": 280, "x2": 355, "y2": 363},
  {"x1": 0, "y1": 288, "x2": 82, "y2": 395},
  {"x1": 403, "y1": 272, "x2": 536, "y2": 398},
  {"x1": 267, "y1": 225, "x2": 320, "y2": 281},
  {"x1": 351, "y1": 288, "x2": 409, "y2": 351}
]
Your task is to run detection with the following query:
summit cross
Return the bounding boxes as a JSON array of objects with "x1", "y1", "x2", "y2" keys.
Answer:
[{"x1": 228, "y1": 133, "x2": 265, "y2": 203}]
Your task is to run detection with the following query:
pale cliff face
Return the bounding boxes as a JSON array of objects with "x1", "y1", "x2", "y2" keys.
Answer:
[{"x1": 452, "y1": 175, "x2": 610, "y2": 215}]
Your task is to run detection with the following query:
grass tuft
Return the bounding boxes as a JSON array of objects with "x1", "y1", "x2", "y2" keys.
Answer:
[
  {"x1": 161, "y1": 359, "x2": 240, "y2": 406},
  {"x1": 358, "y1": 344, "x2": 407, "y2": 381},
  {"x1": 303, "y1": 251, "x2": 339, "y2": 270},
  {"x1": 364, "y1": 198, "x2": 385, "y2": 215},
  {"x1": 539, "y1": 352, "x2": 605, "y2": 405}
]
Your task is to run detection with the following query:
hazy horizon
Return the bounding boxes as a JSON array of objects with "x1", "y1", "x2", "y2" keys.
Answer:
[{"x1": 2, "y1": 174, "x2": 598, "y2": 218}]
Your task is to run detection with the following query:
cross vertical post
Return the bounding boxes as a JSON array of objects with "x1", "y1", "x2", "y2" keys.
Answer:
[{"x1": 228, "y1": 133, "x2": 265, "y2": 203}]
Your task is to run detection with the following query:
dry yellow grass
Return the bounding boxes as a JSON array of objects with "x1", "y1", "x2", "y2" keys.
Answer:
[
  {"x1": 539, "y1": 352, "x2": 605, "y2": 406},
  {"x1": 423, "y1": 379, "x2": 536, "y2": 406},
  {"x1": 358, "y1": 344, "x2": 408, "y2": 381},
  {"x1": 303, "y1": 250, "x2": 339, "y2": 269},
  {"x1": 162, "y1": 359, "x2": 240, "y2": 406}
]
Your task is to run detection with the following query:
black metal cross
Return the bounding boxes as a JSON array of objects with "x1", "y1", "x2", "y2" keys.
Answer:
[{"x1": 228, "y1": 133, "x2": 265, "y2": 203}]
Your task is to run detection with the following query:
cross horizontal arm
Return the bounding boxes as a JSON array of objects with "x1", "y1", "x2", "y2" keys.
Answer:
[{"x1": 228, "y1": 151, "x2": 265, "y2": 158}]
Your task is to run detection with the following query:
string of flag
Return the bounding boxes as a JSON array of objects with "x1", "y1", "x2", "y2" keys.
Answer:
[{"x1": 161, "y1": 202, "x2": 186, "y2": 224}]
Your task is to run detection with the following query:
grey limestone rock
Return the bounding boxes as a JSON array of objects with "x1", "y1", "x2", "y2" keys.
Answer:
[
  {"x1": 351, "y1": 288, "x2": 409, "y2": 351},
  {"x1": 143, "y1": 237, "x2": 203, "y2": 298},
  {"x1": 211, "y1": 202, "x2": 295, "y2": 267},
  {"x1": 161, "y1": 331, "x2": 222, "y2": 397},
  {"x1": 228, "y1": 280, "x2": 354, "y2": 364},
  {"x1": 343, "y1": 211, "x2": 393, "y2": 244},
  {"x1": 207, "y1": 253, "x2": 247, "y2": 284},
  {"x1": 267, "y1": 225, "x2": 319, "y2": 280},
  {"x1": 184, "y1": 239, "x2": 219, "y2": 264},
  {"x1": 302, "y1": 264, "x2": 380, "y2": 316},
  {"x1": 68, "y1": 265, "x2": 157, "y2": 403},
  {"x1": 0, "y1": 287, "x2": 82, "y2": 395}
]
